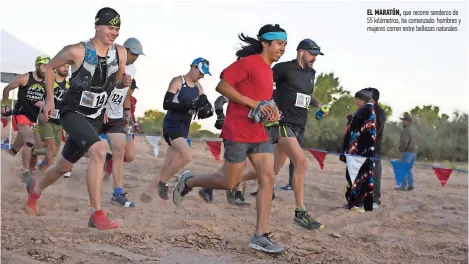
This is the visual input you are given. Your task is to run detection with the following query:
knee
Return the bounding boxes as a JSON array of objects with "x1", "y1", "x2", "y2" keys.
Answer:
[
  {"x1": 258, "y1": 169, "x2": 276, "y2": 188},
  {"x1": 88, "y1": 141, "x2": 107, "y2": 162},
  {"x1": 181, "y1": 152, "x2": 193, "y2": 164},
  {"x1": 47, "y1": 142, "x2": 57, "y2": 154},
  {"x1": 294, "y1": 157, "x2": 308, "y2": 172},
  {"x1": 55, "y1": 158, "x2": 73, "y2": 175}
]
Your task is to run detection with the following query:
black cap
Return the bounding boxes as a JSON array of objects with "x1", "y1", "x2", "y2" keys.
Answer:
[
  {"x1": 354, "y1": 89, "x2": 373, "y2": 101},
  {"x1": 95, "y1": 7, "x2": 120, "y2": 27},
  {"x1": 364, "y1": 87, "x2": 380, "y2": 102},
  {"x1": 400, "y1": 113, "x2": 413, "y2": 123},
  {"x1": 297, "y1": 39, "x2": 324, "y2": 55}
]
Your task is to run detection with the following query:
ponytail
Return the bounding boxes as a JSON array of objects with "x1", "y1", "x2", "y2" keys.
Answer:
[
  {"x1": 235, "y1": 34, "x2": 263, "y2": 60},
  {"x1": 235, "y1": 24, "x2": 287, "y2": 60}
]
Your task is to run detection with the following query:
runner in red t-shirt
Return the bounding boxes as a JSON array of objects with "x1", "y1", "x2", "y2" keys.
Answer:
[{"x1": 172, "y1": 24, "x2": 287, "y2": 254}]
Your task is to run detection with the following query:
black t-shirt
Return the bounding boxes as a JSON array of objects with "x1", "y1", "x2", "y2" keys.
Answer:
[{"x1": 272, "y1": 60, "x2": 316, "y2": 128}]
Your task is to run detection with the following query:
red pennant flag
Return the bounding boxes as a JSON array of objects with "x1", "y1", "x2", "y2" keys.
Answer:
[
  {"x1": 206, "y1": 141, "x2": 222, "y2": 162},
  {"x1": 432, "y1": 167, "x2": 453, "y2": 187},
  {"x1": 1, "y1": 118, "x2": 7, "y2": 128},
  {"x1": 61, "y1": 129, "x2": 66, "y2": 143},
  {"x1": 308, "y1": 148, "x2": 327, "y2": 170}
]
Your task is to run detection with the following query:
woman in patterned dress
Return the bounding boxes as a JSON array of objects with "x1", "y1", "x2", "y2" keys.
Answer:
[{"x1": 340, "y1": 89, "x2": 377, "y2": 212}]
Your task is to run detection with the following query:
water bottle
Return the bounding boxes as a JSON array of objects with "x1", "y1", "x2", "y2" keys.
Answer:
[{"x1": 315, "y1": 105, "x2": 330, "y2": 120}]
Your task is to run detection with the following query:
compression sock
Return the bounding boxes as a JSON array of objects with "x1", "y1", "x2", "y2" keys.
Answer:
[{"x1": 114, "y1": 187, "x2": 123, "y2": 196}]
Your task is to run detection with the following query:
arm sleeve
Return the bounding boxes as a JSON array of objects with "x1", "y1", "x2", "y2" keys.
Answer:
[
  {"x1": 214, "y1": 95, "x2": 228, "y2": 111},
  {"x1": 163, "y1": 92, "x2": 190, "y2": 112}
]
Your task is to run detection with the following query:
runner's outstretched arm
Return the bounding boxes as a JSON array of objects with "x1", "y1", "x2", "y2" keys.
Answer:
[{"x1": 2, "y1": 74, "x2": 28, "y2": 104}]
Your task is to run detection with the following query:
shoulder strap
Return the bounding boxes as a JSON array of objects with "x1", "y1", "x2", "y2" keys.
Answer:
[{"x1": 180, "y1": 75, "x2": 186, "y2": 86}]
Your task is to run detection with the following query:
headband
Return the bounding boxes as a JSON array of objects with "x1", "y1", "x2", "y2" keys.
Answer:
[{"x1": 259, "y1": 32, "x2": 287, "y2": 41}]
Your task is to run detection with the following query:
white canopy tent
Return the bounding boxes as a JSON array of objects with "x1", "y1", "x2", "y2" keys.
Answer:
[
  {"x1": 1, "y1": 29, "x2": 48, "y2": 83},
  {"x1": 1, "y1": 29, "x2": 48, "y2": 146}
]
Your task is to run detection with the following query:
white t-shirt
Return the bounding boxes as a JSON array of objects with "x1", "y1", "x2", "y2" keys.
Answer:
[{"x1": 106, "y1": 64, "x2": 136, "y2": 119}]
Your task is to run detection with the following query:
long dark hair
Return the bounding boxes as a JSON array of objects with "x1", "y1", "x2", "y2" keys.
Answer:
[{"x1": 235, "y1": 24, "x2": 286, "y2": 60}]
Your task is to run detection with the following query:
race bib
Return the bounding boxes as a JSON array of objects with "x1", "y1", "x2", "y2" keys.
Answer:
[
  {"x1": 295, "y1": 93, "x2": 311, "y2": 109},
  {"x1": 109, "y1": 89, "x2": 126, "y2": 107},
  {"x1": 79, "y1": 91, "x2": 108, "y2": 108},
  {"x1": 51, "y1": 108, "x2": 60, "y2": 119}
]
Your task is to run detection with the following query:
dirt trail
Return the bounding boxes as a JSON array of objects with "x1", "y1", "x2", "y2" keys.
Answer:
[{"x1": 1, "y1": 136, "x2": 468, "y2": 263}]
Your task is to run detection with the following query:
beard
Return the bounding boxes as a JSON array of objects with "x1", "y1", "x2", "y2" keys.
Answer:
[
  {"x1": 302, "y1": 55, "x2": 315, "y2": 69},
  {"x1": 36, "y1": 70, "x2": 45, "y2": 79},
  {"x1": 57, "y1": 71, "x2": 68, "y2": 78}
]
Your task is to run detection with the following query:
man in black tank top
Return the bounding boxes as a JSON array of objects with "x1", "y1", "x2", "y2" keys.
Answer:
[
  {"x1": 36, "y1": 63, "x2": 70, "y2": 171},
  {"x1": 24, "y1": 7, "x2": 131, "y2": 231},
  {"x1": 1, "y1": 55, "x2": 49, "y2": 180}
]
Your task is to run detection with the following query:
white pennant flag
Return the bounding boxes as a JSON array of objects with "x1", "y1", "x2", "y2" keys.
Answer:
[
  {"x1": 346, "y1": 155, "x2": 368, "y2": 183},
  {"x1": 146, "y1": 136, "x2": 161, "y2": 159}
]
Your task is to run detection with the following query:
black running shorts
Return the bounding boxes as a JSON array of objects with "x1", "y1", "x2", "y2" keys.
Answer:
[{"x1": 60, "y1": 111, "x2": 104, "y2": 163}]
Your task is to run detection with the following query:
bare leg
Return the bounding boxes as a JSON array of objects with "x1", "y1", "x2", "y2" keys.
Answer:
[
  {"x1": 107, "y1": 133, "x2": 126, "y2": 192},
  {"x1": 160, "y1": 138, "x2": 192, "y2": 183},
  {"x1": 16, "y1": 124, "x2": 35, "y2": 172},
  {"x1": 277, "y1": 137, "x2": 308, "y2": 208},
  {"x1": 42, "y1": 138, "x2": 58, "y2": 171},
  {"x1": 123, "y1": 136, "x2": 135, "y2": 162}
]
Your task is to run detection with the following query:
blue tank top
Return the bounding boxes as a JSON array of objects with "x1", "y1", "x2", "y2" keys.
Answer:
[{"x1": 165, "y1": 75, "x2": 200, "y2": 121}]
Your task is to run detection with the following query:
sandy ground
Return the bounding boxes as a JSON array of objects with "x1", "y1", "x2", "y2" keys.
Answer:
[{"x1": 1, "y1": 134, "x2": 468, "y2": 264}]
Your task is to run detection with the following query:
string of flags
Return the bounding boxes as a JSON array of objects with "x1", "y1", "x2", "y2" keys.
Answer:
[
  {"x1": 201, "y1": 140, "x2": 468, "y2": 188},
  {"x1": 0, "y1": 129, "x2": 465, "y2": 188}
]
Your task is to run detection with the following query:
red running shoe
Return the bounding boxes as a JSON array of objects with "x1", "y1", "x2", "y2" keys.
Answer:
[{"x1": 88, "y1": 210, "x2": 119, "y2": 230}]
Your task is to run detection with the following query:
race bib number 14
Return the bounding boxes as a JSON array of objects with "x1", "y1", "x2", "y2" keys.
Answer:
[
  {"x1": 79, "y1": 91, "x2": 108, "y2": 108},
  {"x1": 295, "y1": 93, "x2": 311, "y2": 109}
]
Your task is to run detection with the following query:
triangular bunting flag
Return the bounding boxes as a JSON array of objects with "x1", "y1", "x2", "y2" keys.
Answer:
[
  {"x1": 432, "y1": 167, "x2": 453, "y2": 187},
  {"x1": 308, "y1": 148, "x2": 327, "y2": 170},
  {"x1": 389, "y1": 160, "x2": 413, "y2": 186},
  {"x1": 206, "y1": 141, "x2": 222, "y2": 162},
  {"x1": 145, "y1": 136, "x2": 161, "y2": 159},
  {"x1": 346, "y1": 155, "x2": 368, "y2": 183}
]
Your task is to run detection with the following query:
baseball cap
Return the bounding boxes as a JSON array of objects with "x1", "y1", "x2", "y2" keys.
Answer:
[
  {"x1": 35, "y1": 55, "x2": 50, "y2": 65},
  {"x1": 297, "y1": 39, "x2": 324, "y2": 56},
  {"x1": 191, "y1": 57, "x2": 211, "y2": 76},
  {"x1": 123, "y1": 38, "x2": 145, "y2": 55},
  {"x1": 130, "y1": 79, "x2": 138, "y2": 90},
  {"x1": 364, "y1": 87, "x2": 380, "y2": 102},
  {"x1": 400, "y1": 113, "x2": 413, "y2": 122}
]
